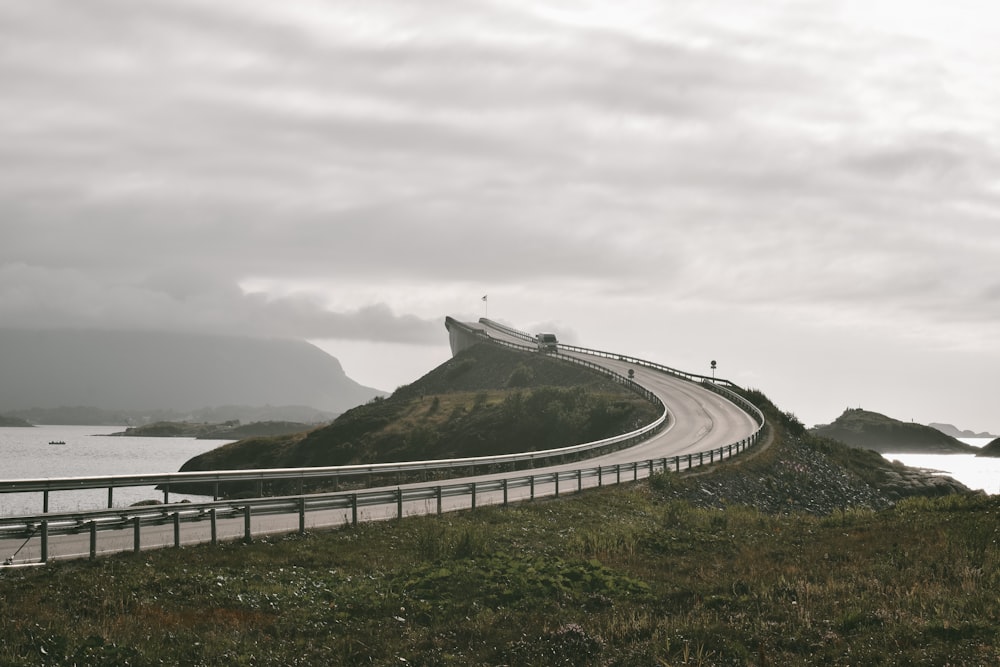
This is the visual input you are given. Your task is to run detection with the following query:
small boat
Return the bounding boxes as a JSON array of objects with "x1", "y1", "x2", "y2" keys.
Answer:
[{"x1": 48, "y1": 440, "x2": 66, "y2": 445}]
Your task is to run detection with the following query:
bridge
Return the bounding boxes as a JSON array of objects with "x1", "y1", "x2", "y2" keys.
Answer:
[{"x1": 1, "y1": 318, "x2": 764, "y2": 566}]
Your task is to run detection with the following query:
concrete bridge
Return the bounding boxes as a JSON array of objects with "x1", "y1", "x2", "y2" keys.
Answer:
[{"x1": 1, "y1": 317, "x2": 763, "y2": 566}]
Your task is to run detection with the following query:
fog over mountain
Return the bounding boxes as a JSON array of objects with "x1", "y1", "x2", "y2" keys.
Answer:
[{"x1": 0, "y1": 329, "x2": 382, "y2": 415}]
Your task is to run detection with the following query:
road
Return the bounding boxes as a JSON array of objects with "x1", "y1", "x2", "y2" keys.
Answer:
[{"x1": 1, "y1": 321, "x2": 761, "y2": 565}]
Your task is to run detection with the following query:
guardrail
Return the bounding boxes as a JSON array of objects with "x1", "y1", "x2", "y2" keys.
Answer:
[{"x1": 2, "y1": 438, "x2": 760, "y2": 564}]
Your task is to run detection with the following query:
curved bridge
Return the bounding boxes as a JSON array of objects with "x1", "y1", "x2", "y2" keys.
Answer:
[
  {"x1": 1, "y1": 318, "x2": 764, "y2": 566},
  {"x1": 447, "y1": 317, "x2": 763, "y2": 464}
]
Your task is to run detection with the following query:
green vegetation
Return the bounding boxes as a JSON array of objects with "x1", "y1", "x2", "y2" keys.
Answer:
[
  {"x1": 1, "y1": 390, "x2": 993, "y2": 665},
  {"x1": 175, "y1": 344, "x2": 660, "y2": 495},
  {"x1": 0, "y1": 414, "x2": 33, "y2": 427},
  {"x1": 1, "y1": 481, "x2": 996, "y2": 664}
]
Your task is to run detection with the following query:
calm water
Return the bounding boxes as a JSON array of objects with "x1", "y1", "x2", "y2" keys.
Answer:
[
  {"x1": 881, "y1": 438, "x2": 999, "y2": 495},
  {"x1": 0, "y1": 424, "x2": 233, "y2": 516}
]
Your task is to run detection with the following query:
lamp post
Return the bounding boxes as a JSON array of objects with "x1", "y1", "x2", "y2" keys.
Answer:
[{"x1": 710, "y1": 360, "x2": 717, "y2": 382}]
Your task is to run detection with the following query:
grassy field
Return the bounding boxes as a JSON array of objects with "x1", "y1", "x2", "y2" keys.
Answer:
[{"x1": 2, "y1": 473, "x2": 997, "y2": 666}]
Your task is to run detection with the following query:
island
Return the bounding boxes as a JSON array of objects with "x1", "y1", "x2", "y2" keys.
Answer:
[
  {"x1": 0, "y1": 414, "x2": 34, "y2": 427},
  {"x1": 810, "y1": 408, "x2": 978, "y2": 454},
  {"x1": 109, "y1": 420, "x2": 316, "y2": 439}
]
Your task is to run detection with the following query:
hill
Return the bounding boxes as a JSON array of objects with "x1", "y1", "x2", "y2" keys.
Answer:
[
  {"x1": 810, "y1": 408, "x2": 977, "y2": 454},
  {"x1": 976, "y1": 437, "x2": 1000, "y2": 457},
  {"x1": 0, "y1": 329, "x2": 382, "y2": 416},
  {"x1": 109, "y1": 420, "x2": 315, "y2": 439},
  {"x1": 175, "y1": 343, "x2": 661, "y2": 494},
  {"x1": 0, "y1": 414, "x2": 33, "y2": 427}
]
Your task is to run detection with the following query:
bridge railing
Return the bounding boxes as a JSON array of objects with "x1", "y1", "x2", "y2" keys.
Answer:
[
  {"x1": 477, "y1": 317, "x2": 765, "y2": 427},
  {"x1": 2, "y1": 437, "x2": 761, "y2": 564}
]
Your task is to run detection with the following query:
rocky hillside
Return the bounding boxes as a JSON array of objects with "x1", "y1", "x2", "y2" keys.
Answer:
[
  {"x1": 810, "y1": 408, "x2": 976, "y2": 454},
  {"x1": 655, "y1": 392, "x2": 972, "y2": 515}
]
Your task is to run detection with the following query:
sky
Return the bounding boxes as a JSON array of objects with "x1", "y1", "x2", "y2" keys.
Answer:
[{"x1": 1, "y1": 0, "x2": 998, "y2": 432}]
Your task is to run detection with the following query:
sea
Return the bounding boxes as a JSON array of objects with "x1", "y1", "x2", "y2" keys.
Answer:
[
  {"x1": 881, "y1": 437, "x2": 999, "y2": 496},
  {"x1": 0, "y1": 424, "x2": 234, "y2": 517},
  {"x1": 1, "y1": 427, "x2": 997, "y2": 517}
]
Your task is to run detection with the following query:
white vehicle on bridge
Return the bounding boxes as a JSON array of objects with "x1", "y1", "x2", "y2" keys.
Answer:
[{"x1": 535, "y1": 332, "x2": 558, "y2": 352}]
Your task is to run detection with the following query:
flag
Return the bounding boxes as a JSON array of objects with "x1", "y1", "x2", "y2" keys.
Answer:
[{"x1": 482, "y1": 295, "x2": 487, "y2": 301}]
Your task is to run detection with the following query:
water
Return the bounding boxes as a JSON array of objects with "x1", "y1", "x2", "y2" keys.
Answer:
[
  {"x1": 881, "y1": 438, "x2": 1000, "y2": 495},
  {"x1": 0, "y1": 424, "x2": 233, "y2": 516}
]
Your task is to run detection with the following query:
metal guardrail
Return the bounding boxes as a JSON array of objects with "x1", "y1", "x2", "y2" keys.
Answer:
[
  {"x1": 2, "y1": 441, "x2": 759, "y2": 564},
  {"x1": 1, "y1": 317, "x2": 766, "y2": 564}
]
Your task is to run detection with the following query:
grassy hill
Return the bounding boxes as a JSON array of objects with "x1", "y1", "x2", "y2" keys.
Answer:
[
  {"x1": 810, "y1": 408, "x2": 976, "y2": 454},
  {"x1": 173, "y1": 343, "x2": 660, "y2": 495},
  {"x1": 1, "y1": 387, "x2": 990, "y2": 666}
]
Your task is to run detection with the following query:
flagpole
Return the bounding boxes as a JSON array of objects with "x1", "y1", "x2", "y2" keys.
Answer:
[{"x1": 482, "y1": 294, "x2": 488, "y2": 319}]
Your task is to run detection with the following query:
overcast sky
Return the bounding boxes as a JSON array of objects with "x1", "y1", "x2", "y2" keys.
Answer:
[{"x1": 2, "y1": 1, "x2": 998, "y2": 432}]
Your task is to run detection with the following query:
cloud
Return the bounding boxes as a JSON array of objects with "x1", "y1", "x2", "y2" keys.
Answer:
[{"x1": 1, "y1": 0, "x2": 1000, "y2": 428}]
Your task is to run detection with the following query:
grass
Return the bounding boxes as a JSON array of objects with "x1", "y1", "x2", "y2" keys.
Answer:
[{"x1": 2, "y1": 483, "x2": 999, "y2": 666}]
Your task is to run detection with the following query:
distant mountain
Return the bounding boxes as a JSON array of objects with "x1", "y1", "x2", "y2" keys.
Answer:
[
  {"x1": 928, "y1": 423, "x2": 998, "y2": 439},
  {"x1": 0, "y1": 329, "x2": 384, "y2": 418},
  {"x1": 811, "y1": 409, "x2": 977, "y2": 454}
]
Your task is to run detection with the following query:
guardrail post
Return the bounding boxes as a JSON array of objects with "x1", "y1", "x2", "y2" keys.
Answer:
[
  {"x1": 616, "y1": 464, "x2": 621, "y2": 485},
  {"x1": 351, "y1": 494, "x2": 358, "y2": 526},
  {"x1": 687, "y1": 454, "x2": 693, "y2": 470},
  {"x1": 163, "y1": 485, "x2": 169, "y2": 505},
  {"x1": 648, "y1": 460, "x2": 654, "y2": 477},
  {"x1": 598, "y1": 466, "x2": 603, "y2": 487},
  {"x1": 133, "y1": 516, "x2": 141, "y2": 552},
  {"x1": 554, "y1": 473, "x2": 559, "y2": 498},
  {"x1": 210, "y1": 508, "x2": 218, "y2": 546},
  {"x1": 43, "y1": 490, "x2": 49, "y2": 514},
  {"x1": 41, "y1": 520, "x2": 48, "y2": 563},
  {"x1": 633, "y1": 462, "x2": 638, "y2": 481},
  {"x1": 243, "y1": 506, "x2": 252, "y2": 544},
  {"x1": 530, "y1": 476, "x2": 535, "y2": 500},
  {"x1": 502, "y1": 479, "x2": 508, "y2": 507},
  {"x1": 89, "y1": 521, "x2": 97, "y2": 560},
  {"x1": 471, "y1": 482, "x2": 477, "y2": 510},
  {"x1": 173, "y1": 512, "x2": 181, "y2": 548},
  {"x1": 577, "y1": 469, "x2": 583, "y2": 492},
  {"x1": 436, "y1": 487, "x2": 442, "y2": 515},
  {"x1": 298, "y1": 498, "x2": 306, "y2": 535},
  {"x1": 396, "y1": 488, "x2": 403, "y2": 519},
  {"x1": 213, "y1": 482, "x2": 220, "y2": 501},
  {"x1": 710, "y1": 449, "x2": 715, "y2": 464},
  {"x1": 107, "y1": 487, "x2": 114, "y2": 509}
]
